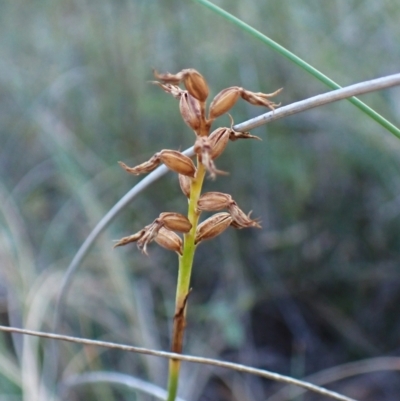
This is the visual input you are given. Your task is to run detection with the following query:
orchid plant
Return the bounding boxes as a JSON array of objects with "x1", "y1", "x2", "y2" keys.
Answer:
[{"x1": 115, "y1": 68, "x2": 281, "y2": 401}]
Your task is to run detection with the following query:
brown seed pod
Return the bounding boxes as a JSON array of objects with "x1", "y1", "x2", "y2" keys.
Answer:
[
  {"x1": 154, "y1": 227, "x2": 183, "y2": 255},
  {"x1": 182, "y1": 69, "x2": 209, "y2": 102},
  {"x1": 195, "y1": 212, "x2": 232, "y2": 244},
  {"x1": 197, "y1": 192, "x2": 233, "y2": 211},
  {"x1": 158, "y1": 150, "x2": 197, "y2": 177},
  {"x1": 178, "y1": 174, "x2": 191, "y2": 198},
  {"x1": 208, "y1": 127, "x2": 230, "y2": 159},
  {"x1": 159, "y1": 212, "x2": 192, "y2": 233},
  {"x1": 209, "y1": 87, "x2": 241, "y2": 120},
  {"x1": 179, "y1": 92, "x2": 202, "y2": 131},
  {"x1": 194, "y1": 136, "x2": 227, "y2": 180}
]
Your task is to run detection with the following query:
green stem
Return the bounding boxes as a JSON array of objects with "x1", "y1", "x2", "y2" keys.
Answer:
[
  {"x1": 166, "y1": 162, "x2": 206, "y2": 401},
  {"x1": 192, "y1": 0, "x2": 400, "y2": 140}
]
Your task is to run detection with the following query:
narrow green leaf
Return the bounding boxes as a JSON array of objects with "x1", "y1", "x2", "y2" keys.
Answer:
[{"x1": 192, "y1": 0, "x2": 400, "y2": 139}]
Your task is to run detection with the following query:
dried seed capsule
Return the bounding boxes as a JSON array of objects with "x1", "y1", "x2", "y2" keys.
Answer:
[
  {"x1": 194, "y1": 136, "x2": 227, "y2": 179},
  {"x1": 197, "y1": 192, "x2": 233, "y2": 211},
  {"x1": 208, "y1": 127, "x2": 230, "y2": 159},
  {"x1": 209, "y1": 87, "x2": 241, "y2": 120},
  {"x1": 240, "y1": 87, "x2": 283, "y2": 110},
  {"x1": 195, "y1": 212, "x2": 232, "y2": 245},
  {"x1": 154, "y1": 227, "x2": 183, "y2": 255},
  {"x1": 158, "y1": 150, "x2": 197, "y2": 177},
  {"x1": 228, "y1": 204, "x2": 261, "y2": 228},
  {"x1": 179, "y1": 174, "x2": 191, "y2": 198},
  {"x1": 182, "y1": 69, "x2": 209, "y2": 102},
  {"x1": 179, "y1": 92, "x2": 201, "y2": 131},
  {"x1": 159, "y1": 212, "x2": 192, "y2": 233}
]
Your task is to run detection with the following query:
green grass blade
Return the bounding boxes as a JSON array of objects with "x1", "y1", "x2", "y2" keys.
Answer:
[{"x1": 192, "y1": 0, "x2": 400, "y2": 139}]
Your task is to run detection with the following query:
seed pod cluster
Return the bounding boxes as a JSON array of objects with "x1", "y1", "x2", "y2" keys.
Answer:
[
  {"x1": 194, "y1": 192, "x2": 261, "y2": 244},
  {"x1": 114, "y1": 212, "x2": 191, "y2": 255},
  {"x1": 115, "y1": 68, "x2": 281, "y2": 254}
]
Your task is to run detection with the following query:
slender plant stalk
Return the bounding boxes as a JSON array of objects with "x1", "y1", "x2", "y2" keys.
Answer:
[
  {"x1": 192, "y1": 0, "x2": 400, "y2": 139},
  {"x1": 167, "y1": 161, "x2": 206, "y2": 401}
]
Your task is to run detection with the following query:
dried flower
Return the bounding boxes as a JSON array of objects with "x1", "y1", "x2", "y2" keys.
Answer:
[
  {"x1": 158, "y1": 150, "x2": 197, "y2": 177},
  {"x1": 195, "y1": 212, "x2": 232, "y2": 244},
  {"x1": 114, "y1": 212, "x2": 191, "y2": 254},
  {"x1": 180, "y1": 92, "x2": 202, "y2": 131},
  {"x1": 113, "y1": 223, "x2": 158, "y2": 255},
  {"x1": 150, "y1": 81, "x2": 184, "y2": 99},
  {"x1": 197, "y1": 192, "x2": 261, "y2": 228},
  {"x1": 159, "y1": 212, "x2": 192, "y2": 233},
  {"x1": 154, "y1": 227, "x2": 183, "y2": 255},
  {"x1": 197, "y1": 192, "x2": 233, "y2": 211},
  {"x1": 229, "y1": 130, "x2": 261, "y2": 141},
  {"x1": 181, "y1": 69, "x2": 209, "y2": 102},
  {"x1": 113, "y1": 228, "x2": 147, "y2": 248},
  {"x1": 178, "y1": 174, "x2": 191, "y2": 198},
  {"x1": 120, "y1": 150, "x2": 196, "y2": 177},
  {"x1": 240, "y1": 87, "x2": 282, "y2": 110},
  {"x1": 208, "y1": 127, "x2": 230, "y2": 159},
  {"x1": 229, "y1": 205, "x2": 261, "y2": 229},
  {"x1": 209, "y1": 87, "x2": 241, "y2": 120},
  {"x1": 153, "y1": 68, "x2": 209, "y2": 102},
  {"x1": 194, "y1": 136, "x2": 227, "y2": 179}
]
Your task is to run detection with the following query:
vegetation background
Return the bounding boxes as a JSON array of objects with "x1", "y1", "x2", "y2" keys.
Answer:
[{"x1": 0, "y1": 0, "x2": 400, "y2": 400}]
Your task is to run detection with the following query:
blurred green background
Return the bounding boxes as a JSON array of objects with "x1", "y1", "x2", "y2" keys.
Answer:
[{"x1": 1, "y1": 0, "x2": 400, "y2": 400}]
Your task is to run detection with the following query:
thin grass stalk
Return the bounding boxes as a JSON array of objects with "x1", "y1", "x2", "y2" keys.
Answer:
[
  {"x1": 0, "y1": 325, "x2": 357, "y2": 401},
  {"x1": 192, "y1": 0, "x2": 400, "y2": 139}
]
